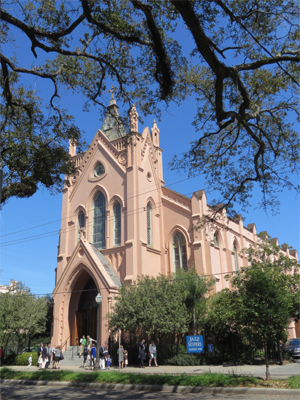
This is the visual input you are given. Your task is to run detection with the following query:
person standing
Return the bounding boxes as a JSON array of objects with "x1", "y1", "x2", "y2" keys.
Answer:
[
  {"x1": 46, "y1": 344, "x2": 52, "y2": 368},
  {"x1": 149, "y1": 340, "x2": 158, "y2": 367},
  {"x1": 106, "y1": 354, "x2": 111, "y2": 370},
  {"x1": 117, "y1": 344, "x2": 125, "y2": 369},
  {"x1": 41, "y1": 344, "x2": 48, "y2": 369},
  {"x1": 79, "y1": 335, "x2": 86, "y2": 358},
  {"x1": 124, "y1": 349, "x2": 128, "y2": 368},
  {"x1": 99, "y1": 343, "x2": 106, "y2": 370},
  {"x1": 53, "y1": 346, "x2": 61, "y2": 369},
  {"x1": 52, "y1": 345, "x2": 56, "y2": 369},
  {"x1": 37, "y1": 343, "x2": 43, "y2": 368},
  {"x1": 86, "y1": 335, "x2": 91, "y2": 350},
  {"x1": 90, "y1": 343, "x2": 96, "y2": 368},
  {"x1": 83, "y1": 344, "x2": 88, "y2": 368},
  {"x1": 28, "y1": 354, "x2": 32, "y2": 368},
  {"x1": 138, "y1": 339, "x2": 146, "y2": 368}
]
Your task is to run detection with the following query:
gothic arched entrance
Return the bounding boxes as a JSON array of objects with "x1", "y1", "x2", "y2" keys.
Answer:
[
  {"x1": 68, "y1": 269, "x2": 99, "y2": 345},
  {"x1": 76, "y1": 277, "x2": 98, "y2": 341}
]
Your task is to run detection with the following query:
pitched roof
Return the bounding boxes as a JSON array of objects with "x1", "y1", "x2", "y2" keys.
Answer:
[{"x1": 89, "y1": 243, "x2": 121, "y2": 288}]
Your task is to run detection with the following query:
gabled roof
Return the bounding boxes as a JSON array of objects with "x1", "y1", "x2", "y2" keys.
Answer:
[
  {"x1": 53, "y1": 238, "x2": 121, "y2": 296},
  {"x1": 90, "y1": 243, "x2": 121, "y2": 288},
  {"x1": 101, "y1": 94, "x2": 126, "y2": 140}
]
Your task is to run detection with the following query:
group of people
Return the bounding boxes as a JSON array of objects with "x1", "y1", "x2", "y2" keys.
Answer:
[
  {"x1": 78, "y1": 336, "x2": 157, "y2": 369},
  {"x1": 138, "y1": 339, "x2": 158, "y2": 368},
  {"x1": 36, "y1": 343, "x2": 63, "y2": 369},
  {"x1": 80, "y1": 335, "x2": 109, "y2": 370},
  {"x1": 34, "y1": 335, "x2": 158, "y2": 370}
]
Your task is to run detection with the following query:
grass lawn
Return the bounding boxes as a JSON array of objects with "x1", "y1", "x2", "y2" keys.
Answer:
[{"x1": 1, "y1": 368, "x2": 299, "y2": 389}]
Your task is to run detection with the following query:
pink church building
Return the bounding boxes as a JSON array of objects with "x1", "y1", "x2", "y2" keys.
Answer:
[{"x1": 52, "y1": 95, "x2": 299, "y2": 348}]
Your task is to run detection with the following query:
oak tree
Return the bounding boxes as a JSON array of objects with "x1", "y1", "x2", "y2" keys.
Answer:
[{"x1": 1, "y1": 1, "x2": 299, "y2": 211}]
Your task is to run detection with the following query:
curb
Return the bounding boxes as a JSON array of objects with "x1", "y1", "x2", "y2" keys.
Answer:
[{"x1": 1, "y1": 379, "x2": 300, "y2": 396}]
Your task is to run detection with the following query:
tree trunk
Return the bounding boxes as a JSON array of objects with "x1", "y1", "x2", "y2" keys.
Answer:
[
  {"x1": 265, "y1": 344, "x2": 270, "y2": 380},
  {"x1": 193, "y1": 307, "x2": 196, "y2": 335}
]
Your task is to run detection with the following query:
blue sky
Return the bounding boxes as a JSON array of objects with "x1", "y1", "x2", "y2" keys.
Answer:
[{"x1": 0, "y1": 5, "x2": 299, "y2": 296}]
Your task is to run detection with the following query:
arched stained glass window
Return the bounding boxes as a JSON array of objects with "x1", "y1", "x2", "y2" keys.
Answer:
[
  {"x1": 173, "y1": 231, "x2": 187, "y2": 271},
  {"x1": 147, "y1": 202, "x2": 152, "y2": 246},
  {"x1": 93, "y1": 192, "x2": 106, "y2": 249},
  {"x1": 213, "y1": 233, "x2": 219, "y2": 247},
  {"x1": 113, "y1": 202, "x2": 121, "y2": 246},
  {"x1": 233, "y1": 242, "x2": 238, "y2": 271},
  {"x1": 78, "y1": 211, "x2": 85, "y2": 241}
]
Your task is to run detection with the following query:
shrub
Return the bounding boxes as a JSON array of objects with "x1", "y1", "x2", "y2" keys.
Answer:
[
  {"x1": 15, "y1": 352, "x2": 38, "y2": 366},
  {"x1": 166, "y1": 353, "x2": 202, "y2": 366}
]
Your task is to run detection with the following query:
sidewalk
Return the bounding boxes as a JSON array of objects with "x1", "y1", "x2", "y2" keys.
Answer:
[{"x1": 3, "y1": 362, "x2": 300, "y2": 380}]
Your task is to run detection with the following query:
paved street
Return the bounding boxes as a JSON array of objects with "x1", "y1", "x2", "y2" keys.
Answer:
[{"x1": 1, "y1": 384, "x2": 299, "y2": 400}]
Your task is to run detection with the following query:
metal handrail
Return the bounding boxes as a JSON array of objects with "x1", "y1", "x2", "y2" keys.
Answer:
[
  {"x1": 61, "y1": 335, "x2": 71, "y2": 352},
  {"x1": 71, "y1": 345, "x2": 79, "y2": 360}
]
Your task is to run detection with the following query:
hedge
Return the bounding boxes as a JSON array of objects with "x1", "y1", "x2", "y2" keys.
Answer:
[{"x1": 15, "y1": 352, "x2": 38, "y2": 366}]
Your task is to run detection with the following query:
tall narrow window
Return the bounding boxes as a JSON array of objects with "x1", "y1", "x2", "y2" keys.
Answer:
[
  {"x1": 113, "y1": 202, "x2": 121, "y2": 246},
  {"x1": 173, "y1": 232, "x2": 187, "y2": 271},
  {"x1": 213, "y1": 233, "x2": 219, "y2": 247},
  {"x1": 78, "y1": 212, "x2": 85, "y2": 241},
  {"x1": 147, "y1": 202, "x2": 152, "y2": 246},
  {"x1": 233, "y1": 243, "x2": 238, "y2": 271},
  {"x1": 93, "y1": 192, "x2": 106, "y2": 249}
]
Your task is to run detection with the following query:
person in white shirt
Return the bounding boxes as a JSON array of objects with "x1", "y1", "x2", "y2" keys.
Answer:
[
  {"x1": 149, "y1": 341, "x2": 158, "y2": 367},
  {"x1": 28, "y1": 354, "x2": 32, "y2": 368}
]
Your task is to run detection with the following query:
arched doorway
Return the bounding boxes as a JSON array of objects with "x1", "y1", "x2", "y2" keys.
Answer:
[
  {"x1": 68, "y1": 270, "x2": 99, "y2": 345},
  {"x1": 76, "y1": 277, "x2": 98, "y2": 341}
]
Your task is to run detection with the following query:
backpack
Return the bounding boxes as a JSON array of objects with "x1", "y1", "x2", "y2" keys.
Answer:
[{"x1": 83, "y1": 346, "x2": 88, "y2": 356}]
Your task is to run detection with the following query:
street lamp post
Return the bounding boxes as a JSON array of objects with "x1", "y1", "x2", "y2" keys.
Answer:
[{"x1": 94, "y1": 292, "x2": 102, "y2": 370}]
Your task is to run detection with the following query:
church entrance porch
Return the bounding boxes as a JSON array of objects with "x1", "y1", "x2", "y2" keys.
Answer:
[{"x1": 68, "y1": 270, "x2": 99, "y2": 346}]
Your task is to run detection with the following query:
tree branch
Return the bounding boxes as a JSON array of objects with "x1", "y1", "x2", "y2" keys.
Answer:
[{"x1": 130, "y1": 0, "x2": 174, "y2": 99}]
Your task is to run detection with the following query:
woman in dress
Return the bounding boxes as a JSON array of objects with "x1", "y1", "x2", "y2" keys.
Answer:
[
  {"x1": 138, "y1": 339, "x2": 146, "y2": 368},
  {"x1": 53, "y1": 345, "x2": 62, "y2": 369},
  {"x1": 117, "y1": 344, "x2": 125, "y2": 368}
]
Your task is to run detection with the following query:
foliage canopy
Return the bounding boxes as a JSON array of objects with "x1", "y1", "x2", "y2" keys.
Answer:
[
  {"x1": 205, "y1": 234, "x2": 300, "y2": 376},
  {"x1": 0, "y1": 282, "x2": 48, "y2": 356},
  {"x1": 108, "y1": 269, "x2": 212, "y2": 338},
  {"x1": 1, "y1": 0, "x2": 299, "y2": 211}
]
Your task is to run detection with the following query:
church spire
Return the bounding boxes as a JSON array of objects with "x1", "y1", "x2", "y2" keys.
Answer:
[{"x1": 101, "y1": 85, "x2": 126, "y2": 140}]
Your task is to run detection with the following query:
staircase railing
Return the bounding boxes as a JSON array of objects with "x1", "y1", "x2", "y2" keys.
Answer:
[
  {"x1": 71, "y1": 345, "x2": 79, "y2": 360},
  {"x1": 61, "y1": 335, "x2": 71, "y2": 352}
]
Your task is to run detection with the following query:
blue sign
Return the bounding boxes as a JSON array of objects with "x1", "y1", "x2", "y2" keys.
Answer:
[
  {"x1": 208, "y1": 344, "x2": 213, "y2": 353},
  {"x1": 186, "y1": 335, "x2": 204, "y2": 353}
]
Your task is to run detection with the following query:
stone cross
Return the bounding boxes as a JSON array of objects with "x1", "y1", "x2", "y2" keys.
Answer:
[{"x1": 108, "y1": 85, "x2": 118, "y2": 99}]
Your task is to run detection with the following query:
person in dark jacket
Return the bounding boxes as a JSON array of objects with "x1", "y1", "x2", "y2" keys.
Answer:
[
  {"x1": 41, "y1": 344, "x2": 48, "y2": 369},
  {"x1": 138, "y1": 339, "x2": 146, "y2": 368},
  {"x1": 99, "y1": 343, "x2": 106, "y2": 370},
  {"x1": 83, "y1": 345, "x2": 88, "y2": 368}
]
